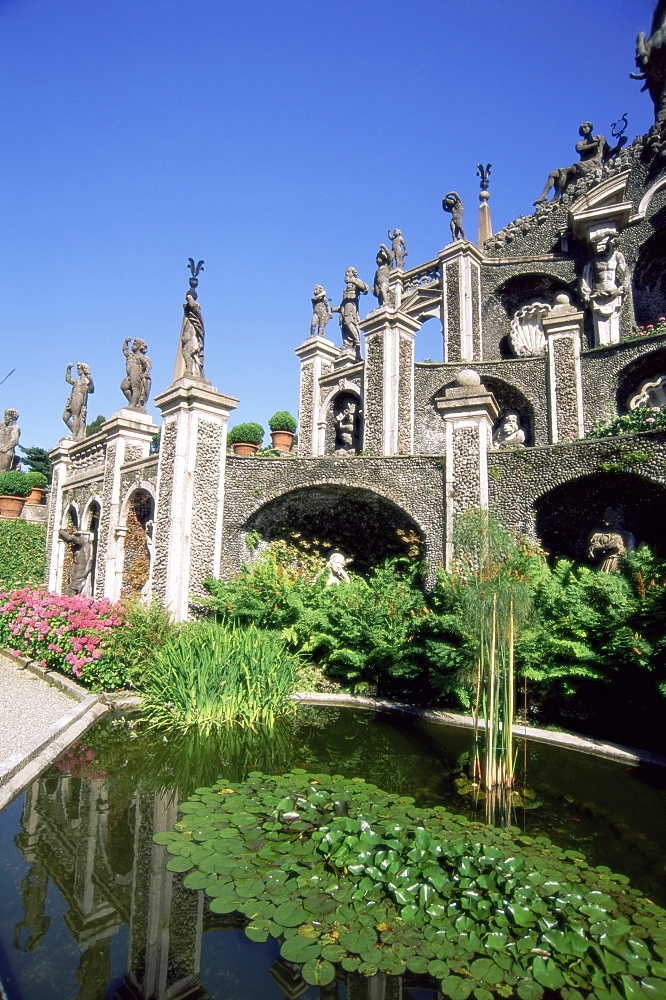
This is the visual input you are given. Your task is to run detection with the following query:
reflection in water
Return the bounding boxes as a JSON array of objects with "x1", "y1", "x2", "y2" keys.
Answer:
[{"x1": 2, "y1": 708, "x2": 665, "y2": 999}]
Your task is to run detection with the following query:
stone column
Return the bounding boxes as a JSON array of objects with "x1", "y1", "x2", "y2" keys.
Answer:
[
  {"x1": 152, "y1": 378, "x2": 238, "y2": 621},
  {"x1": 294, "y1": 336, "x2": 339, "y2": 456},
  {"x1": 434, "y1": 371, "x2": 499, "y2": 567},
  {"x1": 45, "y1": 439, "x2": 75, "y2": 593},
  {"x1": 543, "y1": 300, "x2": 585, "y2": 443},
  {"x1": 438, "y1": 241, "x2": 485, "y2": 362},
  {"x1": 95, "y1": 410, "x2": 160, "y2": 601},
  {"x1": 362, "y1": 309, "x2": 420, "y2": 456}
]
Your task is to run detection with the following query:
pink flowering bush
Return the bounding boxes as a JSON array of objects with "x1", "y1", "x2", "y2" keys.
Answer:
[
  {"x1": 0, "y1": 586, "x2": 130, "y2": 689},
  {"x1": 622, "y1": 317, "x2": 666, "y2": 342},
  {"x1": 585, "y1": 404, "x2": 666, "y2": 439}
]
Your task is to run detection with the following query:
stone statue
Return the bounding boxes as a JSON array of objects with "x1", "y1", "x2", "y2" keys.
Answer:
[
  {"x1": 325, "y1": 550, "x2": 351, "y2": 586},
  {"x1": 334, "y1": 396, "x2": 359, "y2": 454},
  {"x1": 179, "y1": 292, "x2": 206, "y2": 379},
  {"x1": 534, "y1": 122, "x2": 624, "y2": 205},
  {"x1": 372, "y1": 245, "x2": 393, "y2": 307},
  {"x1": 632, "y1": 1, "x2": 666, "y2": 123},
  {"x1": 509, "y1": 301, "x2": 551, "y2": 357},
  {"x1": 387, "y1": 228, "x2": 408, "y2": 270},
  {"x1": 442, "y1": 192, "x2": 466, "y2": 241},
  {"x1": 62, "y1": 364, "x2": 95, "y2": 441},
  {"x1": 120, "y1": 338, "x2": 152, "y2": 411},
  {"x1": 580, "y1": 232, "x2": 629, "y2": 346},
  {"x1": 586, "y1": 507, "x2": 636, "y2": 573},
  {"x1": 332, "y1": 268, "x2": 368, "y2": 359},
  {"x1": 310, "y1": 285, "x2": 333, "y2": 338},
  {"x1": 0, "y1": 409, "x2": 20, "y2": 474},
  {"x1": 492, "y1": 412, "x2": 526, "y2": 449},
  {"x1": 58, "y1": 528, "x2": 94, "y2": 595}
]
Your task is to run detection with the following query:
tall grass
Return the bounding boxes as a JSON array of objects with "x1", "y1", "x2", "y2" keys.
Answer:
[{"x1": 142, "y1": 620, "x2": 300, "y2": 732}]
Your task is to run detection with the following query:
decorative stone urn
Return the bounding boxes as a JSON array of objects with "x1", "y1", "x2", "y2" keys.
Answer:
[
  {"x1": 0, "y1": 496, "x2": 26, "y2": 519},
  {"x1": 270, "y1": 430, "x2": 294, "y2": 453}
]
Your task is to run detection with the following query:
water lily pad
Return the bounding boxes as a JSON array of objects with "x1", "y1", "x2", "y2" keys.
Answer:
[
  {"x1": 301, "y1": 958, "x2": 335, "y2": 986},
  {"x1": 438, "y1": 974, "x2": 472, "y2": 999},
  {"x1": 273, "y1": 901, "x2": 310, "y2": 927},
  {"x1": 279, "y1": 935, "x2": 321, "y2": 964},
  {"x1": 165, "y1": 856, "x2": 194, "y2": 872},
  {"x1": 208, "y1": 897, "x2": 240, "y2": 914}
]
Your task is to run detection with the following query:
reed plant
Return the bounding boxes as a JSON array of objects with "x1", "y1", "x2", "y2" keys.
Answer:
[{"x1": 142, "y1": 620, "x2": 300, "y2": 732}]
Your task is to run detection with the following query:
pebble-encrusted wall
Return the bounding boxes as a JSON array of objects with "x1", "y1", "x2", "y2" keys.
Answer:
[
  {"x1": 151, "y1": 421, "x2": 177, "y2": 603},
  {"x1": 580, "y1": 334, "x2": 666, "y2": 426},
  {"x1": 189, "y1": 419, "x2": 224, "y2": 598}
]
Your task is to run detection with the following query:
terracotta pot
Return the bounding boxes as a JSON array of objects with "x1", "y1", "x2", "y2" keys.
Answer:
[
  {"x1": 0, "y1": 495, "x2": 26, "y2": 518},
  {"x1": 232, "y1": 442, "x2": 260, "y2": 456},
  {"x1": 25, "y1": 487, "x2": 47, "y2": 506},
  {"x1": 270, "y1": 430, "x2": 294, "y2": 453}
]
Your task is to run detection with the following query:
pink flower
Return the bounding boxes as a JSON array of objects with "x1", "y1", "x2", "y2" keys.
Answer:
[{"x1": 646, "y1": 417, "x2": 655, "y2": 424}]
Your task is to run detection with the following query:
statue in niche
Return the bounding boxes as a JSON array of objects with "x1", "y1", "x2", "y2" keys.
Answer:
[
  {"x1": 121, "y1": 338, "x2": 152, "y2": 411},
  {"x1": 333, "y1": 395, "x2": 359, "y2": 454},
  {"x1": 508, "y1": 301, "x2": 551, "y2": 357},
  {"x1": 309, "y1": 285, "x2": 333, "y2": 338},
  {"x1": 58, "y1": 528, "x2": 94, "y2": 595},
  {"x1": 140, "y1": 519, "x2": 154, "y2": 604},
  {"x1": 387, "y1": 228, "x2": 408, "y2": 270},
  {"x1": 332, "y1": 268, "x2": 368, "y2": 359},
  {"x1": 533, "y1": 122, "x2": 625, "y2": 205},
  {"x1": 442, "y1": 192, "x2": 466, "y2": 241},
  {"x1": 326, "y1": 550, "x2": 351, "y2": 585},
  {"x1": 632, "y1": 1, "x2": 666, "y2": 123},
  {"x1": 492, "y1": 412, "x2": 526, "y2": 449},
  {"x1": 580, "y1": 231, "x2": 629, "y2": 346},
  {"x1": 0, "y1": 409, "x2": 20, "y2": 473},
  {"x1": 372, "y1": 245, "x2": 393, "y2": 307},
  {"x1": 62, "y1": 363, "x2": 95, "y2": 440},
  {"x1": 586, "y1": 507, "x2": 636, "y2": 573}
]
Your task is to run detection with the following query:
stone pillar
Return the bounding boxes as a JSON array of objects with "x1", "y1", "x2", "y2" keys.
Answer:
[
  {"x1": 543, "y1": 300, "x2": 585, "y2": 443},
  {"x1": 45, "y1": 439, "x2": 75, "y2": 593},
  {"x1": 434, "y1": 370, "x2": 498, "y2": 567},
  {"x1": 294, "y1": 336, "x2": 339, "y2": 456},
  {"x1": 478, "y1": 189, "x2": 492, "y2": 248},
  {"x1": 438, "y1": 241, "x2": 485, "y2": 362},
  {"x1": 94, "y1": 410, "x2": 160, "y2": 601},
  {"x1": 362, "y1": 309, "x2": 419, "y2": 456},
  {"x1": 152, "y1": 378, "x2": 238, "y2": 621}
]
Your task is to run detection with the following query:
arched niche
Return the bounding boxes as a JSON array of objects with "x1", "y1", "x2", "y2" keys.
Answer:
[
  {"x1": 81, "y1": 498, "x2": 101, "y2": 597},
  {"x1": 615, "y1": 347, "x2": 666, "y2": 413},
  {"x1": 483, "y1": 273, "x2": 573, "y2": 357},
  {"x1": 244, "y1": 484, "x2": 424, "y2": 575},
  {"x1": 321, "y1": 388, "x2": 363, "y2": 455},
  {"x1": 59, "y1": 504, "x2": 79, "y2": 595},
  {"x1": 632, "y1": 225, "x2": 666, "y2": 325},
  {"x1": 534, "y1": 472, "x2": 666, "y2": 562},
  {"x1": 480, "y1": 377, "x2": 535, "y2": 446},
  {"x1": 415, "y1": 314, "x2": 443, "y2": 363},
  {"x1": 120, "y1": 487, "x2": 155, "y2": 600}
]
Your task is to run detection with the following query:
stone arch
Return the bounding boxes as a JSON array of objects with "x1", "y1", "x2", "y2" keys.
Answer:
[
  {"x1": 632, "y1": 227, "x2": 666, "y2": 325},
  {"x1": 484, "y1": 272, "x2": 573, "y2": 357},
  {"x1": 244, "y1": 484, "x2": 425, "y2": 575},
  {"x1": 118, "y1": 486, "x2": 155, "y2": 600},
  {"x1": 534, "y1": 471, "x2": 666, "y2": 562},
  {"x1": 81, "y1": 496, "x2": 102, "y2": 597},
  {"x1": 615, "y1": 347, "x2": 666, "y2": 413},
  {"x1": 319, "y1": 385, "x2": 362, "y2": 456},
  {"x1": 481, "y1": 377, "x2": 535, "y2": 446},
  {"x1": 415, "y1": 314, "x2": 443, "y2": 363}
]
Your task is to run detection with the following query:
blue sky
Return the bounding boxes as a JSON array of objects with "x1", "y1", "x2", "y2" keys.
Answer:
[{"x1": 0, "y1": 0, "x2": 655, "y2": 453}]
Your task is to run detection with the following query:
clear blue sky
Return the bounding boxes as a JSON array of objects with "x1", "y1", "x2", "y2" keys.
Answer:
[{"x1": 0, "y1": 0, "x2": 655, "y2": 453}]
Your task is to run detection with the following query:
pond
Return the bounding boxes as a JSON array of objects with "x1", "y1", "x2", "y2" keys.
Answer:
[{"x1": 0, "y1": 705, "x2": 664, "y2": 999}]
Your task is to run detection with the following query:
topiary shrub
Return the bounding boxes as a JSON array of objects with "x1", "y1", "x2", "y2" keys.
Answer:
[
  {"x1": 228, "y1": 422, "x2": 264, "y2": 445},
  {"x1": 0, "y1": 471, "x2": 33, "y2": 497},
  {"x1": 268, "y1": 411, "x2": 297, "y2": 432}
]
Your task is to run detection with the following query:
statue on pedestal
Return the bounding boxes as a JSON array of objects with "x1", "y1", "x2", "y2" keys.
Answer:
[
  {"x1": 309, "y1": 285, "x2": 333, "y2": 338},
  {"x1": 121, "y1": 338, "x2": 152, "y2": 411},
  {"x1": 333, "y1": 268, "x2": 368, "y2": 359},
  {"x1": 175, "y1": 258, "x2": 206, "y2": 381},
  {"x1": 63, "y1": 364, "x2": 95, "y2": 440},
  {"x1": 442, "y1": 192, "x2": 466, "y2": 241},
  {"x1": 580, "y1": 232, "x2": 629, "y2": 346},
  {"x1": 0, "y1": 409, "x2": 20, "y2": 473},
  {"x1": 586, "y1": 507, "x2": 636, "y2": 573},
  {"x1": 372, "y1": 245, "x2": 393, "y2": 307},
  {"x1": 387, "y1": 228, "x2": 408, "y2": 270}
]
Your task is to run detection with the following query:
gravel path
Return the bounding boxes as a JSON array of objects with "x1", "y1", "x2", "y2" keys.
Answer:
[{"x1": 0, "y1": 655, "x2": 78, "y2": 762}]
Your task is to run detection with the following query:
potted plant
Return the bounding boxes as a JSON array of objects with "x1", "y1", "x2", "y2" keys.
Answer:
[
  {"x1": 268, "y1": 411, "x2": 297, "y2": 452},
  {"x1": 228, "y1": 422, "x2": 264, "y2": 456},
  {"x1": 0, "y1": 470, "x2": 33, "y2": 518},
  {"x1": 24, "y1": 471, "x2": 49, "y2": 505}
]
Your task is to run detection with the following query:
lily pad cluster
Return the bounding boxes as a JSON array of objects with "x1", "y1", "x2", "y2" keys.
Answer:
[{"x1": 154, "y1": 769, "x2": 666, "y2": 998}]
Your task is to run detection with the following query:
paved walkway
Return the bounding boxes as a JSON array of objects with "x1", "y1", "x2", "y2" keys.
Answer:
[{"x1": 0, "y1": 655, "x2": 79, "y2": 762}]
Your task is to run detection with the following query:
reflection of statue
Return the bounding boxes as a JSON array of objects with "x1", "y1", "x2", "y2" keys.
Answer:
[
  {"x1": 387, "y1": 228, "x2": 408, "y2": 269},
  {"x1": 534, "y1": 122, "x2": 623, "y2": 205},
  {"x1": 326, "y1": 550, "x2": 351, "y2": 585},
  {"x1": 372, "y1": 245, "x2": 392, "y2": 307},
  {"x1": 13, "y1": 864, "x2": 50, "y2": 953},
  {"x1": 442, "y1": 192, "x2": 466, "y2": 241},
  {"x1": 580, "y1": 232, "x2": 629, "y2": 346},
  {"x1": 0, "y1": 408, "x2": 20, "y2": 473},
  {"x1": 121, "y1": 338, "x2": 152, "y2": 411},
  {"x1": 179, "y1": 293, "x2": 206, "y2": 379},
  {"x1": 63, "y1": 364, "x2": 95, "y2": 440},
  {"x1": 332, "y1": 268, "x2": 368, "y2": 358},
  {"x1": 586, "y1": 507, "x2": 636, "y2": 573},
  {"x1": 334, "y1": 397, "x2": 359, "y2": 454},
  {"x1": 632, "y1": 1, "x2": 666, "y2": 123},
  {"x1": 58, "y1": 528, "x2": 94, "y2": 595},
  {"x1": 492, "y1": 412, "x2": 526, "y2": 449},
  {"x1": 309, "y1": 285, "x2": 333, "y2": 338}
]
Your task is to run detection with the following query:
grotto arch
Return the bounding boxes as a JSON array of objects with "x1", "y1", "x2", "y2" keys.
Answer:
[
  {"x1": 243, "y1": 484, "x2": 425, "y2": 575},
  {"x1": 483, "y1": 272, "x2": 573, "y2": 357},
  {"x1": 534, "y1": 471, "x2": 666, "y2": 563},
  {"x1": 118, "y1": 485, "x2": 155, "y2": 600},
  {"x1": 615, "y1": 347, "x2": 666, "y2": 413}
]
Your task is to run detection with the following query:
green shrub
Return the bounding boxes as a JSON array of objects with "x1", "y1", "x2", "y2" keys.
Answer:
[
  {"x1": 24, "y1": 471, "x2": 48, "y2": 489},
  {"x1": 0, "y1": 470, "x2": 32, "y2": 497},
  {"x1": 585, "y1": 403, "x2": 666, "y2": 438},
  {"x1": 268, "y1": 410, "x2": 297, "y2": 432},
  {"x1": 96, "y1": 600, "x2": 175, "y2": 689},
  {"x1": 0, "y1": 521, "x2": 46, "y2": 587},
  {"x1": 228, "y1": 422, "x2": 264, "y2": 445}
]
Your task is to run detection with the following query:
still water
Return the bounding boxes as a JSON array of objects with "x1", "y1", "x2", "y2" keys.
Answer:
[{"x1": 0, "y1": 705, "x2": 664, "y2": 1000}]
